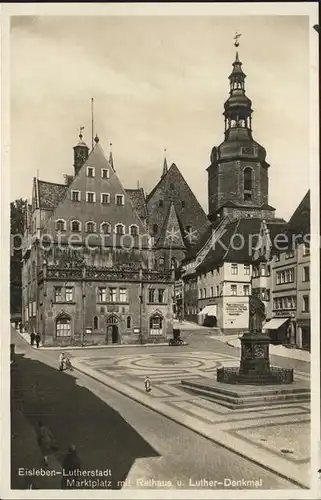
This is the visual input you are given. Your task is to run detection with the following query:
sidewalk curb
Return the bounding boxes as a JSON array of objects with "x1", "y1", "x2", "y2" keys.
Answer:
[
  {"x1": 14, "y1": 330, "x2": 168, "y2": 350},
  {"x1": 73, "y1": 362, "x2": 308, "y2": 490}
]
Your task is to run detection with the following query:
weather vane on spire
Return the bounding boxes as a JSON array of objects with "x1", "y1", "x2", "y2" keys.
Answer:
[
  {"x1": 234, "y1": 32, "x2": 242, "y2": 47},
  {"x1": 79, "y1": 126, "x2": 85, "y2": 138}
]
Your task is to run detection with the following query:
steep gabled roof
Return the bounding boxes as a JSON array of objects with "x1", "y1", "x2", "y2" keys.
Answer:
[
  {"x1": 38, "y1": 180, "x2": 68, "y2": 210},
  {"x1": 286, "y1": 190, "x2": 310, "y2": 237},
  {"x1": 156, "y1": 202, "x2": 185, "y2": 248},
  {"x1": 125, "y1": 188, "x2": 148, "y2": 220}
]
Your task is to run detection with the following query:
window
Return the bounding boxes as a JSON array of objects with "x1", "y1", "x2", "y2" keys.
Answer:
[
  {"x1": 149, "y1": 314, "x2": 163, "y2": 335},
  {"x1": 231, "y1": 264, "x2": 238, "y2": 275},
  {"x1": 182, "y1": 201, "x2": 185, "y2": 208},
  {"x1": 243, "y1": 167, "x2": 252, "y2": 201},
  {"x1": 100, "y1": 222, "x2": 111, "y2": 234},
  {"x1": 119, "y1": 288, "x2": 128, "y2": 303},
  {"x1": 158, "y1": 289, "x2": 165, "y2": 303},
  {"x1": 253, "y1": 266, "x2": 259, "y2": 278},
  {"x1": 56, "y1": 316, "x2": 71, "y2": 337},
  {"x1": 93, "y1": 316, "x2": 99, "y2": 330},
  {"x1": 86, "y1": 221, "x2": 96, "y2": 233},
  {"x1": 210, "y1": 286, "x2": 214, "y2": 297},
  {"x1": 115, "y1": 194, "x2": 125, "y2": 206},
  {"x1": 262, "y1": 288, "x2": 270, "y2": 301},
  {"x1": 303, "y1": 243, "x2": 310, "y2": 256},
  {"x1": 303, "y1": 266, "x2": 310, "y2": 282},
  {"x1": 276, "y1": 268, "x2": 294, "y2": 284},
  {"x1": 115, "y1": 224, "x2": 125, "y2": 235},
  {"x1": 244, "y1": 264, "x2": 250, "y2": 275},
  {"x1": 267, "y1": 265, "x2": 271, "y2": 276},
  {"x1": 54, "y1": 287, "x2": 62, "y2": 302},
  {"x1": 261, "y1": 265, "x2": 266, "y2": 277},
  {"x1": 101, "y1": 168, "x2": 109, "y2": 179},
  {"x1": 108, "y1": 288, "x2": 117, "y2": 303},
  {"x1": 65, "y1": 287, "x2": 73, "y2": 302},
  {"x1": 243, "y1": 285, "x2": 250, "y2": 296},
  {"x1": 86, "y1": 192, "x2": 96, "y2": 203},
  {"x1": 149, "y1": 288, "x2": 155, "y2": 303},
  {"x1": 56, "y1": 219, "x2": 65, "y2": 232},
  {"x1": 216, "y1": 285, "x2": 220, "y2": 296},
  {"x1": 130, "y1": 225, "x2": 139, "y2": 236},
  {"x1": 231, "y1": 285, "x2": 237, "y2": 296},
  {"x1": 203, "y1": 288, "x2": 206, "y2": 298},
  {"x1": 101, "y1": 193, "x2": 110, "y2": 204},
  {"x1": 153, "y1": 224, "x2": 158, "y2": 234},
  {"x1": 285, "y1": 250, "x2": 294, "y2": 259},
  {"x1": 303, "y1": 295, "x2": 309, "y2": 312},
  {"x1": 71, "y1": 220, "x2": 81, "y2": 232},
  {"x1": 275, "y1": 254, "x2": 280, "y2": 262},
  {"x1": 159, "y1": 199, "x2": 163, "y2": 207},
  {"x1": 126, "y1": 316, "x2": 131, "y2": 329},
  {"x1": 71, "y1": 190, "x2": 80, "y2": 202},
  {"x1": 98, "y1": 287, "x2": 107, "y2": 302},
  {"x1": 86, "y1": 166, "x2": 95, "y2": 177},
  {"x1": 159, "y1": 257, "x2": 164, "y2": 267},
  {"x1": 200, "y1": 289, "x2": 203, "y2": 299}
]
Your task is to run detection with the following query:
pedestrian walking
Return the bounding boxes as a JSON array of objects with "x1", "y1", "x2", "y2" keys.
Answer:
[
  {"x1": 144, "y1": 375, "x2": 151, "y2": 393},
  {"x1": 58, "y1": 352, "x2": 65, "y2": 371},
  {"x1": 35, "y1": 333, "x2": 41, "y2": 348},
  {"x1": 61, "y1": 444, "x2": 81, "y2": 488},
  {"x1": 37, "y1": 421, "x2": 57, "y2": 466},
  {"x1": 30, "y1": 332, "x2": 35, "y2": 346}
]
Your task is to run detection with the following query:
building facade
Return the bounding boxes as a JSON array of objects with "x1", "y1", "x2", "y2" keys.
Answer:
[{"x1": 22, "y1": 134, "x2": 177, "y2": 346}]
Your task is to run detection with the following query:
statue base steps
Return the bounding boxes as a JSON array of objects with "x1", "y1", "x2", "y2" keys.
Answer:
[{"x1": 180, "y1": 377, "x2": 310, "y2": 410}]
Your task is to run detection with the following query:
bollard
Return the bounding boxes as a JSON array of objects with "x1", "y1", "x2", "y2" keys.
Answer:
[{"x1": 144, "y1": 376, "x2": 151, "y2": 393}]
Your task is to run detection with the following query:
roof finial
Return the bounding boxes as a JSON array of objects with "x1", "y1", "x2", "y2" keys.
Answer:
[
  {"x1": 94, "y1": 133, "x2": 99, "y2": 144},
  {"x1": 109, "y1": 142, "x2": 114, "y2": 170},
  {"x1": 162, "y1": 148, "x2": 168, "y2": 178},
  {"x1": 234, "y1": 32, "x2": 241, "y2": 48},
  {"x1": 79, "y1": 125, "x2": 85, "y2": 140}
]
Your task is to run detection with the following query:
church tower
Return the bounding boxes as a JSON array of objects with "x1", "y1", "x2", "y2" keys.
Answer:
[{"x1": 207, "y1": 47, "x2": 275, "y2": 222}]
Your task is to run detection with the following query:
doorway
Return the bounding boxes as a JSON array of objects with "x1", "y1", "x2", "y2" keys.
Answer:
[{"x1": 106, "y1": 316, "x2": 119, "y2": 344}]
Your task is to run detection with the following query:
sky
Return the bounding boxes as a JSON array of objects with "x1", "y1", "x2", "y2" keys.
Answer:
[{"x1": 9, "y1": 14, "x2": 312, "y2": 220}]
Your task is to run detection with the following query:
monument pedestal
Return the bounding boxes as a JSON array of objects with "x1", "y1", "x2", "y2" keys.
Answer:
[{"x1": 217, "y1": 331, "x2": 293, "y2": 385}]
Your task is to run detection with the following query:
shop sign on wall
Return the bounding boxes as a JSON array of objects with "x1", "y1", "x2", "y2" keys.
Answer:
[{"x1": 226, "y1": 302, "x2": 248, "y2": 316}]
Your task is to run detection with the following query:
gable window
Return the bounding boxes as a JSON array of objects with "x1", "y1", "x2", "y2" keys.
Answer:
[
  {"x1": 86, "y1": 192, "x2": 96, "y2": 203},
  {"x1": 159, "y1": 199, "x2": 163, "y2": 208},
  {"x1": 243, "y1": 167, "x2": 253, "y2": 201},
  {"x1": 56, "y1": 219, "x2": 66, "y2": 232},
  {"x1": 98, "y1": 287, "x2": 107, "y2": 302},
  {"x1": 71, "y1": 220, "x2": 81, "y2": 232},
  {"x1": 153, "y1": 224, "x2": 158, "y2": 234},
  {"x1": 115, "y1": 194, "x2": 125, "y2": 206},
  {"x1": 115, "y1": 223, "x2": 125, "y2": 235},
  {"x1": 130, "y1": 224, "x2": 139, "y2": 236},
  {"x1": 86, "y1": 166, "x2": 95, "y2": 177},
  {"x1": 100, "y1": 222, "x2": 111, "y2": 234},
  {"x1": 101, "y1": 168, "x2": 109, "y2": 179},
  {"x1": 65, "y1": 287, "x2": 73, "y2": 302},
  {"x1": 126, "y1": 316, "x2": 131, "y2": 329},
  {"x1": 101, "y1": 193, "x2": 110, "y2": 204},
  {"x1": 119, "y1": 288, "x2": 128, "y2": 303},
  {"x1": 54, "y1": 287, "x2": 62, "y2": 302},
  {"x1": 231, "y1": 264, "x2": 238, "y2": 275},
  {"x1": 86, "y1": 221, "x2": 96, "y2": 233},
  {"x1": 71, "y1": 190, "x2": 80, "y2": 202},
  {"x1": 93, "y1": 316, "x2": 99, "y2": 330}
]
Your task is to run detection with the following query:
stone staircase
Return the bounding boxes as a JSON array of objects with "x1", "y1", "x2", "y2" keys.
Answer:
[{"x1": 181, "y1": 378, "x2": 310, "y2": 409}]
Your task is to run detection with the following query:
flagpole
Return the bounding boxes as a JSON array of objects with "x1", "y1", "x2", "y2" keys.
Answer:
[{"x1": 91, "y1": 98, "x2": 94, "y2": 149}]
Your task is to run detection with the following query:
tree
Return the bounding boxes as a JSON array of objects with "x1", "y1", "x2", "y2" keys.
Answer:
[{"x1": 10, "y1": 199, "x2": 27, "y2": 316}]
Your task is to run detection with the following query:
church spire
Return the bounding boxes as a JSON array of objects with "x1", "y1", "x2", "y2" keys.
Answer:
[
  {"x1": 161, "y1": 149, "x2": 168, "y2": 178},
  {"x1": 223, "y1": 35, "x2": 253, "y2": 138}
]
